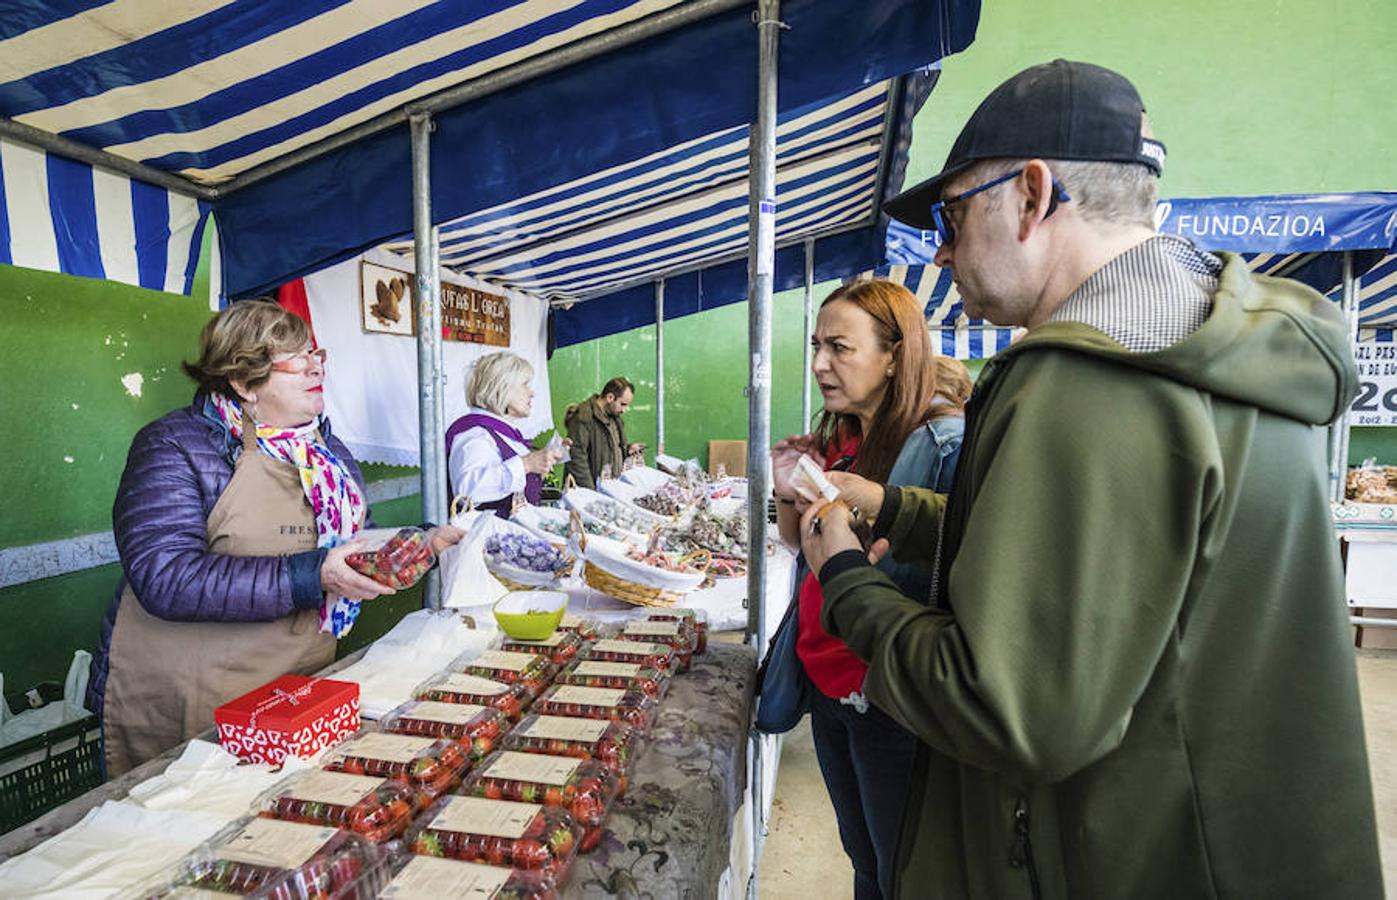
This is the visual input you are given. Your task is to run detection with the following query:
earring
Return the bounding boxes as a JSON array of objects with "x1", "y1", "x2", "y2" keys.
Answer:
[{"x1": 886, "y1": 368, "x2": 894, "y2": 377}]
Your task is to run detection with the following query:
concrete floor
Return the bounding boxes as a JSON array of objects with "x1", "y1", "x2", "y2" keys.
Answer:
[{"x1": 759, "y1": 649, "x2": 1397, "y2": 899}]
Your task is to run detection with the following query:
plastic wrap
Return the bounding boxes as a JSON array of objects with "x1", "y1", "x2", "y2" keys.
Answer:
[
  {"x1": 578, "y1": 638, "x2": 675, "y2": 673},
  {"x1": 379, "y1": 699, "x2": 512, "y2": 762},
  {"x1": 345, "y1": 527, "x2": 435, "y2": 590},
  {"x1": 647, "y1": 608, "x2": 708, "y2": 655},
  {"x1": 414, "y1": 671, "x2": 535, "y2": 721},
  {"x1": 462, "y1": 650, "x2": 556, "y2": 696},
  {"x1": 461, "y1": 751, "x2": 619, "y2": 844},
  {"x1": 146, "y1": 816, "x2": 390, "y2": 899},
  {"x1": 498, "y1": 631, "x2": 585, "y2": 666},
  {"x1": 258, "y1": 770, "x2": 420, "y2": 844},
  {"x1": 553, "y1": 658, "x2": 668, "y2": 701},
  {"x1": 555, "y1": 614, "x2": 601, "y2": 641},
  {"x1": 407, "y1": 795, "x2": 581, "y2": 879},
  {"x1": 530, "y1": 684, "x2": 657, "y2": 732},
  {"x1": 380, "y1": 854, "x2": 557, "y2": 900},
  {"x1": 615, "y1": 619, "x2": 695, "y2": 670},
  {"x1": 321, "y1": 732, "x2": 472, "y2": 799},
  {"x1": 502, "y1": 714, "x2": 643, "y2": 783}
]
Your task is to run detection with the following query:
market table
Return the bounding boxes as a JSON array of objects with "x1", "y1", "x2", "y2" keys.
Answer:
[{"x1": 0, "y1": 634, "x2": 760, "y2": 899}]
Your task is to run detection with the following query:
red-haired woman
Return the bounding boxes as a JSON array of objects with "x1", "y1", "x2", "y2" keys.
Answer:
[{"x1": 768, "y1": 279, "x2": 965, "y2": 900}]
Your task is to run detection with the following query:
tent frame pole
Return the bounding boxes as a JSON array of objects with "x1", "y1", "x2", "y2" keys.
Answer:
[
  {"x1": 411, "y1": 112, "x2": 447, "y2": 608},
  {"x1": 656, "y1": 279, "x2": 666, "y2": 455},
  {"x1": 1331, "y1": 251, "x2": 1358, "y2": 503},
  {"x1": 746, "y1": 3, "x2": 780, "y2": 898},
  {"x1": 801, "y1": 238, "x2": 815, "y2": 430}
]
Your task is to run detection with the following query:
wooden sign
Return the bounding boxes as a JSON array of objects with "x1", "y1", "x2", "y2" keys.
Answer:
[{"x1": 441, "y1": 281, "x2": 510, "y2": 346}]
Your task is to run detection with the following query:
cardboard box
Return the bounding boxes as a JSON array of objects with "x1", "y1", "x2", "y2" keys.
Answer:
[
  {"x1": 708, "y1": 440, "x2": 747, "y2": 478},
  {"x1": 214, "y1": 675, "x2": 359, "y2": 765}
]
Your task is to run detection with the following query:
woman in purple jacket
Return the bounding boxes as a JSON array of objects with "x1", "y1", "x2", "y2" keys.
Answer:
[{"x1": 91, "y1": 301, "x2": 458, "y2": 776}]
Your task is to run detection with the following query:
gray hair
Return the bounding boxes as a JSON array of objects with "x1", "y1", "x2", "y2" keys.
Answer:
[
  {"x1": 466, "y1": 351, "x2": 534, "y2": 416},
  {"x1": 961, "y1": 156, "x2": 1158, "y2": 229}
]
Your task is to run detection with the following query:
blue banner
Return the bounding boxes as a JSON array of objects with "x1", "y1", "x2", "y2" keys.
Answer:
[{"x1": 1154, "y1": 193, "x2": 1397, "y2": 253}]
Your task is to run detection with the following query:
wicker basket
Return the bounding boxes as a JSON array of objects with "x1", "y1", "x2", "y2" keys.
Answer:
[
  {"x1": 486, "y1": 560, "x2": 571, "y2": 592},
  {"x1": 581, "y1": 541, "x2": 710, "y2": 608}
]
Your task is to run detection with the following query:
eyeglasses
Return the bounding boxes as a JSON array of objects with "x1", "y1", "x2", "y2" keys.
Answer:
[
  {"x1": 270, "y1": 347, "x2": 327, "y2": 374},
  {"x1": 928, "y1": 168, "x2": 1072, "y2": 248}
]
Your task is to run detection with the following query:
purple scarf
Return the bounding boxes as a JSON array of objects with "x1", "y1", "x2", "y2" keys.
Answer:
[{"x1": 445, "y1": 413, "x2": 542, "y2": 517}]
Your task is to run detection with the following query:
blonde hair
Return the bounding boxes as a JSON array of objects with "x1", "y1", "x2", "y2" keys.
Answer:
[
  {"x1": 931, "y1": 355, "x2": 973, "y2": 416},
  {"x1": 183, "y1": 299, "x2": 311, "y2": 400},
  {"x1": 467, "y1": 351, "x2": 534, "y2": 416}
]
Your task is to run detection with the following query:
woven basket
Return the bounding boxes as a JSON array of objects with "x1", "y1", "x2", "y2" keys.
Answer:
[{"x1": 582, "y1": 561, "x2": 682, "y2": 607}]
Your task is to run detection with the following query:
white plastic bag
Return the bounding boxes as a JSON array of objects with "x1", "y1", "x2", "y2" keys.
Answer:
[{"x1": 437, "y1": 507, "x2": 511, "y2": 613}]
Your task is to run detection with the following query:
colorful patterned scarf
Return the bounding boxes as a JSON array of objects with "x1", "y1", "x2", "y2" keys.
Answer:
[{"x1": 212, "y1": 393, "x2": 367, "y2": 638}]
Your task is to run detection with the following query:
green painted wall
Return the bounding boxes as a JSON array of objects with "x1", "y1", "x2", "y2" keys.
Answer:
[
  {"x1": 0, "y1": 227, "x2": 428, "y2": 695},
  {"x1": 548, "y1": 0, "x2": 1397, "y2": 466}
]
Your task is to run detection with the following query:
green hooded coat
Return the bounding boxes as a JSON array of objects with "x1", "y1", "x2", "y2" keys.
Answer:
[{"x1": 821, "y1": 254, "x2": 1383, "y2": 899}]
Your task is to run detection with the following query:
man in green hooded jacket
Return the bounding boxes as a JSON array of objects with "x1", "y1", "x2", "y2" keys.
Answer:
[{"x1": 798, "y1": 60, "x2": 1382, "y2": 899}]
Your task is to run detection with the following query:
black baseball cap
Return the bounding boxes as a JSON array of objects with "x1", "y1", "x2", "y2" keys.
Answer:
[{"x1": 884, "y1": 60, "x2": 1166, "y2": 229}]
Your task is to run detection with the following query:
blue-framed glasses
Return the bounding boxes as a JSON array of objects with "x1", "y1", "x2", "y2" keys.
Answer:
[{"x1": 928, "y1": 168, "x2": 1072, "y2": 248}]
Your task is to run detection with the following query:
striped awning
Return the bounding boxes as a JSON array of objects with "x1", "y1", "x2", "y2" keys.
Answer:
[
  {"x1": 0, "y1": 0, "x2": 690, "y2": 185},
  {"x1": 382, "y1": 80, "x2": 894, "y2": 304},
  {"x1": 0, "y1": 136, "x2": 206, "y2": 293}
]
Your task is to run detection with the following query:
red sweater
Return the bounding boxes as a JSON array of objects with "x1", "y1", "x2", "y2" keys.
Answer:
[{"x1": 794, "y1": 434, "x2": 868, "y2": 700}]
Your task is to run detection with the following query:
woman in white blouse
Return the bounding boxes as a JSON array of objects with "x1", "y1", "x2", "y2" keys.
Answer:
[{"x1": 445, "y1": 352, "x2": 565, "y2": 517}]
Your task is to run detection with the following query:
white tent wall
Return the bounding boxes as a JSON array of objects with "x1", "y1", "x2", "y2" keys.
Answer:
[{"x1": 303, "y1": 247, "x2": 553, "y2": 466}]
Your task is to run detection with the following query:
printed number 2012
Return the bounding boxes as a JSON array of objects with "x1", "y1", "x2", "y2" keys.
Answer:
[{"x1": 1352, "y1": 381, "x2": 1397, "y2": 412}]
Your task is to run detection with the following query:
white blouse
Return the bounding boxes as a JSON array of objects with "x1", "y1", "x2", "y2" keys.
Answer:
[{"x1": 447, "y1": 409, "x2": 529, "y2": 504}]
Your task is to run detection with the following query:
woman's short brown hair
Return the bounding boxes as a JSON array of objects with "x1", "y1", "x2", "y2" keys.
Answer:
[{"x1": 183, "y1": 299, "x2": 311, "y2": 400}]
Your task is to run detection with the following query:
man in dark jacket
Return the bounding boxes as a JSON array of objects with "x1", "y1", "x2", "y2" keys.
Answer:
[
  {"x1": 563, "y1": 376, "x2": 641, "y2": 488},
  {"x1": 797, "y1": 61, "x2": 1382, "y2": 898}
]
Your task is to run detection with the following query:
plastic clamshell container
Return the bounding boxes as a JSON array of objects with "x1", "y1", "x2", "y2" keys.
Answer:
[
  {"x1": 379, "y1": 699, "x2": 511, "y2": 762},
  {"x1": 646, "y1": 608, "x2": 708, "y2": 655},
  {"x1": 153, "y1": 816, "x2": 390, "y2": 899},
  {"x1": 578, "y1": 638, "x2": 675, "y2": 673},
  {"x1": 502, "y1": 714, "x2": 643, "y2": 780},
  {"x1": 462, "y1": 650, "x2": 556, "y2": 696},
  {"x1": 499, "y1": 630, "x2": 585, "y2": 666},
  {"x1": 381, "y1": 854, "x2": 558, "y2": 900},
  {"x1": 615, "y1": 619, "x2": 695, "y2": 670},
  {"x1": 530, "y1": 684, "x2": 657, "y2": 732},
  {"x1": 555, "y1": 614, "x2": 601, "y2": 641},
  {"x1": 553, "y1": 658, "x2": 668, "y2": 701},
  {"x1": 415, "y1": 671, "x2": 535, "y2": 722},
  {"x1": 321, "y1": 731, "x2": 472, "y2": 799},
  {"x1": 407, "y1": 794, "x2": 582, "y2": 879},
  {"x1": 461, "y1": 751, "x2": 619, "y2": 839},
  {"x1": 345, "y1": 527, "x2": 435, "y2": 590},
  {"x1": 258, "y1": 769, "x2": 421, "y2": 844}
]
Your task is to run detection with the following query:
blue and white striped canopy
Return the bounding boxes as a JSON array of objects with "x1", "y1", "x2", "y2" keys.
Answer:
[
  {"x1": 0, "y1": 0, "x2": 981, "y2": 311},
  {"x1": 383, "y1": 80, "x2": 897, "y2": 304},
  {"x1": 0, "y1": 137, "x2": 206, "y2": 293}
]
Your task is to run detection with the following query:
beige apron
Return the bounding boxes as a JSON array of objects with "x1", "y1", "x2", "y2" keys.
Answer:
[{"x1": 103, "y1": 423, "x2": 337, "y2": 776}]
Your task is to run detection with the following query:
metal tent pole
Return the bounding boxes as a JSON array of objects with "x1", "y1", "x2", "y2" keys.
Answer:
[
  {"x1": 746, "y1": 2, "x2": 780, "y2": 898},
  {"x1": 801, "y1": 238, "x2": 814, "y2": 430},
  {"x1": 1330, "y1": 251, "x2": 1358, "y2": 503},
  {"x1": 411, "y1": 113, "x2": 447, "y2": 608},
  {"x1": 656, "y1": 279, "x2": 666, "y2": 455}
]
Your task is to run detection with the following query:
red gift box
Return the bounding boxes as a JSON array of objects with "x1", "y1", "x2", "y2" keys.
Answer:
[{"x1": 214, "y1": 674, "x2": 359, "y2": 765}]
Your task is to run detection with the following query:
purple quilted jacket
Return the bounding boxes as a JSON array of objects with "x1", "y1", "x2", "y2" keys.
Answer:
[{"x1": 87, "y1": 393, "x2": 371, "y2": 714}]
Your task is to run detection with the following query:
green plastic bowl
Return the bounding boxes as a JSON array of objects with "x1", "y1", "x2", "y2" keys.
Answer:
[{"x1": 492, "y1": 591, "x2": 568, "y2": 640}]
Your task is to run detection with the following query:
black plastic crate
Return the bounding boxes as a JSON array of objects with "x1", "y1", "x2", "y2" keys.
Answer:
[{"x1": 0, "y1": 683, "x2": 103, "y2": 834}]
